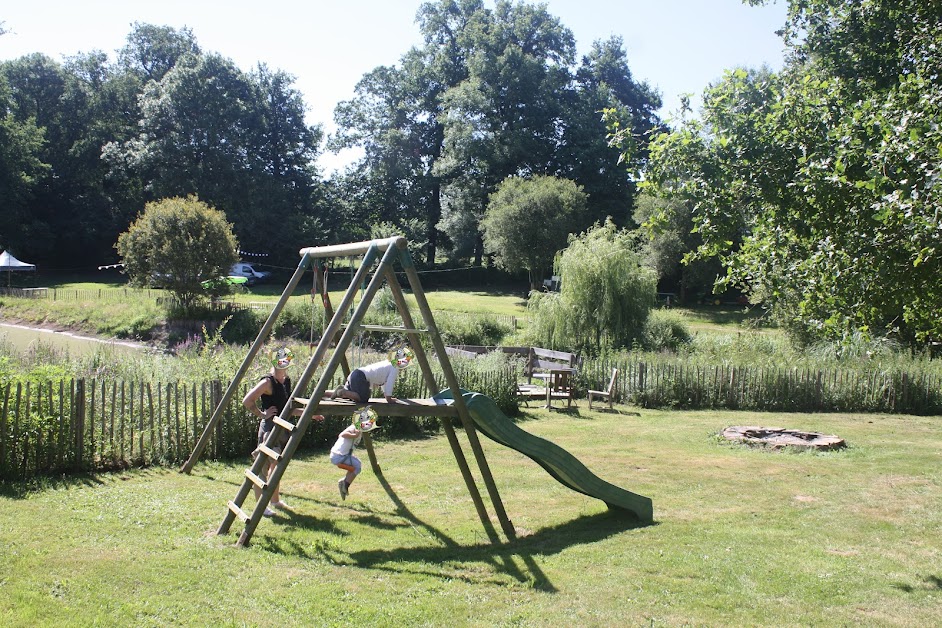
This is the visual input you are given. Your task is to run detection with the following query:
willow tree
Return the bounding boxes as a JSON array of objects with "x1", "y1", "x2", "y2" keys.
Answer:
[{"x1": 527, "y1": 219, "x2": 656, "y2": 355}]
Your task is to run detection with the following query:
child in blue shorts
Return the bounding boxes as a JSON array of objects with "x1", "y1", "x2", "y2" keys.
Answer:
[{"x1": 330, "y1": 410, "x2": 378, "y2": 500}]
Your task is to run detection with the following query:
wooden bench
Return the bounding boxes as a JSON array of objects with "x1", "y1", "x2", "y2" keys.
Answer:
[
  {"x1": 442, "y1": 345, "x2": 579, "y2": 407},
  {"x1": 525, "y1": 347, "x2": 578, "y2": 382}
]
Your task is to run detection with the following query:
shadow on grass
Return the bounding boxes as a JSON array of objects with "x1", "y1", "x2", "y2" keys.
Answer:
[
  {"x1": 0, "y1": 470, "x2": 115, "y2": 498},
  {"x1": 893, "y1": 575, "x2": 942, "y2": 592},
  {"x1": 341, "y1": 506, "x2": 650, "y2": 592},
  {"x1": 266, "y1": 464, "x2": 652, "y2": 592}
]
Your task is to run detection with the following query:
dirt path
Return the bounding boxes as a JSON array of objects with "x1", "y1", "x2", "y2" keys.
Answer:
[{"x1": 0, "y1": 322, "x2": 151, "y2": 353}]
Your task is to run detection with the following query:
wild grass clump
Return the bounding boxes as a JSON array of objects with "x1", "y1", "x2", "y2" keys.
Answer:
[
  {"x1": 433, "y1": 311, "x2": 511, "y2": 347},
  {"x1": 641, "y1": 308, "x2": 692, "y2": 352}
]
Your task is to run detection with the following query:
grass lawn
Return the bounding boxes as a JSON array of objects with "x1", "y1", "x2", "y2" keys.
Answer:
[{"x1": 1, "y1": 406, "x2": 939, "y2": 626}]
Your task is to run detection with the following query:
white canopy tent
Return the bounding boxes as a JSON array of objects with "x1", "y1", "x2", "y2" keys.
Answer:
[{"x1": 0, "y1": 250, "x2": 36, "y2": 287}]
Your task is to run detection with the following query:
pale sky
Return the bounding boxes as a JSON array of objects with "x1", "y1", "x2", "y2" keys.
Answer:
[{"x1": 0, "y1": 0, "x2": 787, "y2": 173}]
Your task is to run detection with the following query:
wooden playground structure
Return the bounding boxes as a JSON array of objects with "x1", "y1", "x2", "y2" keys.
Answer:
[{"x1": 182, "y1": 237, "x2": 652, "y2": 547}]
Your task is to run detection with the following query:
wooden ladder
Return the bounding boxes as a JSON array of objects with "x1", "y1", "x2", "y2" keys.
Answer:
[{"x1": 216, "y1": 395, "x2": 313, "y2": 547}]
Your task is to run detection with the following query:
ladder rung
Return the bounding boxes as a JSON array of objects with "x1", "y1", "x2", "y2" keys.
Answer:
[
  {"x1": 344, "y1": 323, "x2": 429, "y2": 333},
  {"x1": 272, "y1": 416, "x2": 295, "y2": 431},
  {"x1": 228, "y1": 500, "x2": 250, "y2": 523},
  {"x1": 245, "y1": 470, "x2": 267, "y2": 489},
  {"x1": 257, "y1": 444, "x2": 282, "y2": 461},
  {"x1": 293, "y1": 396, "x2": 309, "y2": 406}
]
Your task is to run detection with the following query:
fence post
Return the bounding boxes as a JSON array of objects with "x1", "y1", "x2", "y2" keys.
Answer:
[
  {"x1": 58, "y1": 380, "x2": 65, "y2": 470},
  {"x1": 0, "y1": 383, "x2": 9, "y2": 477},
  {"x1": 75, "y1": 379, "x2": 85, "y2": 470},
  {"x1": 213, "y1": 380, "x2": 223, "y2": 460}
]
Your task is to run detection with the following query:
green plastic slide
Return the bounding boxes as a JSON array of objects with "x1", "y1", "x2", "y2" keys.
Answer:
[{"x1": 433, "y1": 390, "x2": 653, "y2": 523}]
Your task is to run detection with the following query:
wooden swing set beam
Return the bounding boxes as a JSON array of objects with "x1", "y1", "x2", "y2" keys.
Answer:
[{"x1": 298, "y1": 237, "x2": 400, "y2": 259}]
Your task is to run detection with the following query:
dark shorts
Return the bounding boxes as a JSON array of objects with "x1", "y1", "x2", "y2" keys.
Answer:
[
  {"x1": 256, "y1": 419, "x2": 286, "y2": 454},
  {"x1": 344, "y1": 368, "x2": 370, "y2": 401}
]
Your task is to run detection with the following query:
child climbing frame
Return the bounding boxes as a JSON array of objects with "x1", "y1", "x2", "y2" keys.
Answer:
[{"x1": 185, "y1": 237, "x2": 515, "y2": 547}]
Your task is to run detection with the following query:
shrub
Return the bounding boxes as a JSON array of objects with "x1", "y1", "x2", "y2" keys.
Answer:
[
  {"x1": 434, "y1": 312, "x2": 511, "y2": 347},
  {"x1": 641, "y1": 309, "x2": 692, "y2": 352}
]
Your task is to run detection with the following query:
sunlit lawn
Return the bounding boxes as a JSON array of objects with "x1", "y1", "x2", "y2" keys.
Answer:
[{"x1": 1, "y1": 405, "x2": 940, "y2": 626}]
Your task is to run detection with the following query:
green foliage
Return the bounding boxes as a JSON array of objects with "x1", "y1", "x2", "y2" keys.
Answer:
[
  {"x1": 271, "y1": 301, "x2": 315, "y2": 341},
  {"x1": 333, "y1": 1, "x2": 660, "y2": 265},
  {"x1": 0, "y1": 23, "x2": 324, "y2": 272},
  {"x1": 482, "y1": 175, "x2": 588, "y2": 287},
  {"x1": 0, "y1": 97, "x2": 48, "y2": 255},
  {"x1": 641, "y1": 309, "x2": 692, "y2": 352},
  {"x1": 527, "y1": 220, "x2": 657, "y2": 354},
  {"x1": 632, "y1": 192, "x2": 723, "y2": 300},
  {"x1": 116, "y1": 196, "x2": 239, "y2": 307},
  {"x1": 433, "y1": 312, "x2": 511, "y2": 347},
  {"x1": 643, "y1": 1, "x2": 942, "y2": 347},
  {"x1": 370, "y1": 285, "x2": 398, "y2": 314}
]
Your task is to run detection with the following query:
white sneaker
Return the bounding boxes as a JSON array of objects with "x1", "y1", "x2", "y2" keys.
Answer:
[
  {"x1": 263, "y1": 507, "x2": 276, "y2": 517},
  {"x1": 271, "y1": 500, "x2": 288, "y2": 510},
  {"x1": 338, "y1": 478, "x2": 348, "y2": 500}
]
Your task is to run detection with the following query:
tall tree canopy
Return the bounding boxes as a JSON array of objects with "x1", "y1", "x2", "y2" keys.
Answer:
[
  {"x1": 644, "y1": 0, "x2": 942, "y2": 346},
  {"x1": 331, "y1": 0, "x2": 660, "y2": 265},
  {"x1": 1, "y1": 5, "x2": 657, "y2": 277},
  {"x1": 106, "y1": 52, "x2": 324, "y2": 262},
  {"x1": 0, "y1": 23, "x2": 326, "y2": 270}
]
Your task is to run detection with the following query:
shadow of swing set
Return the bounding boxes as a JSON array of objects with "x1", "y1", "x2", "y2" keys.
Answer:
[{"x1": 181, "y1": 237, "x2": 652, "y2": 547}]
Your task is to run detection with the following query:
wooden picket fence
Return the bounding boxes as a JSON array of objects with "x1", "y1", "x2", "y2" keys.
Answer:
[
  {"x1": 2, "y1": 358, "x2": 937, "y2": 480},
  {"x1": 0, "y1": 379, "x2": 260, "y2": 480},
  {"x1": 578, "y1": 358, "x2": 942, "y2": 415},
  {"x1": 0, "y1": 365, "x2": 520, "y2": 481},
  {"x1": 0, "y1": 287, "x2": 165, "y2": 302}
]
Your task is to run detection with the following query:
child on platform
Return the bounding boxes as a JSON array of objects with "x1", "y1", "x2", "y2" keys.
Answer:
[{"x1": 328, "y1": 346, "x2": 414, "y2": 403}]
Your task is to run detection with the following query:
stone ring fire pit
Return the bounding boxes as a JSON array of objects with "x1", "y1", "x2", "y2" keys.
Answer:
[{"x1": 721, "y1": 426, "x2": 846, "y2": 451}]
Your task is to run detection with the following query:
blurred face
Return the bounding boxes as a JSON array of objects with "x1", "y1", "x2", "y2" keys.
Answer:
[
  {"x1": 390, "y1": 347, "x2": 413, "y2": 369},
  {"x1": 271, "y1": 347, "x2": 293, "y2": 370}
]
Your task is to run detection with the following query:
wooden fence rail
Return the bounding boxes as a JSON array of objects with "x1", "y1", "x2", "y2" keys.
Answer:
[
  {"x1": 0, "y1": 378, "x2": 259, "y2": 480},
  {"x1": 577, "y1": 358, "x2": 942, "y2": 415}
]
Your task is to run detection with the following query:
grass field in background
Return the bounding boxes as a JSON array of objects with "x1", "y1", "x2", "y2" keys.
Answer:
[{"x1": 1, "y1": 406, "x2": 939, "y2": 626}]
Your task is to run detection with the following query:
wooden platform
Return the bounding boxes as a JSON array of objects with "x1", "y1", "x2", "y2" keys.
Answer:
[{"x1": 293, "y1": 396, "x2": 459, "y2": 417}]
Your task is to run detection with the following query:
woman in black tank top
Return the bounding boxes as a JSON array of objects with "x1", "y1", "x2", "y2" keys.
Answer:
[{"x1": 242, "y1": 347, "x2": 295, "y2": 514}]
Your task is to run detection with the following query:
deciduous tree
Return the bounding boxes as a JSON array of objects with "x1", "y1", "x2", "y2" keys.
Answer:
[
  {"x1": 644, "y1": 0, "x2": 942, "y2": 345},
  {"x1": 527, "y1": 219, "x2": 656, "y2": 354},
  {"x1": 116, "y1": 196, "x2": 239, "y2": 307},
  {"x1": 481, "y1": 175, "x2": 587, "y2": 288}
]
